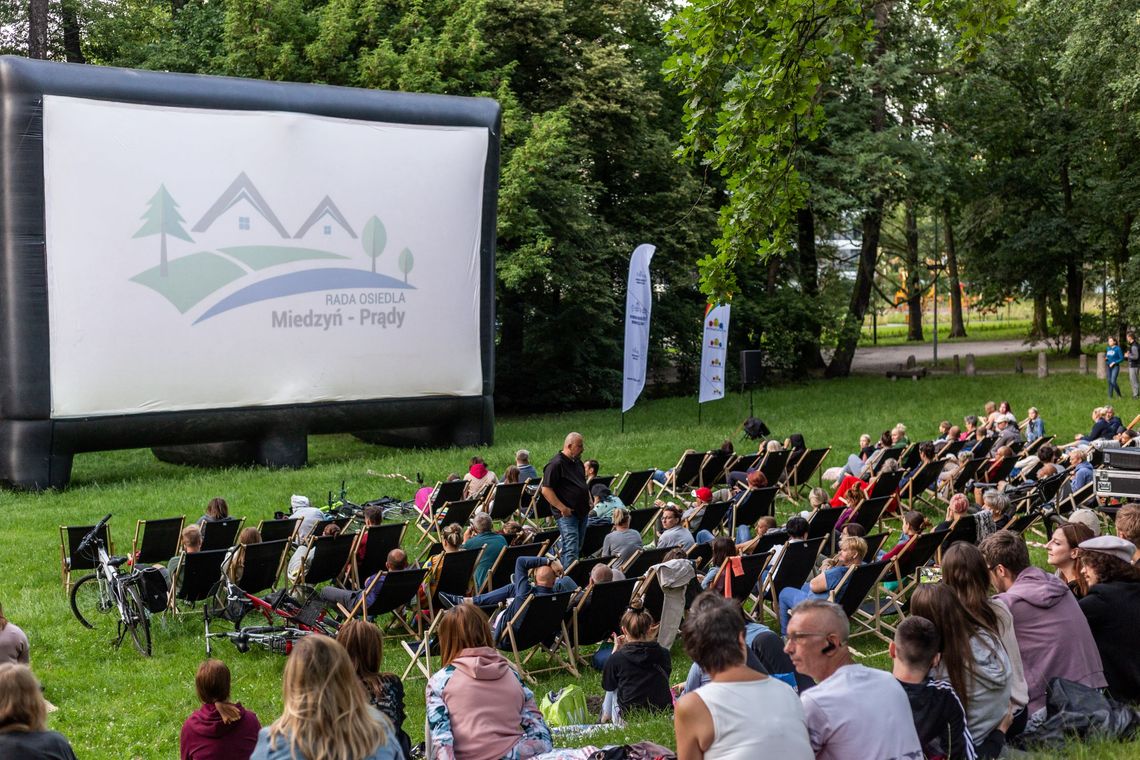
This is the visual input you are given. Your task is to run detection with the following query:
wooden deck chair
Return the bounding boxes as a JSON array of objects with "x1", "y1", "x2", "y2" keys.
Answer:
[
  {"x1": 1058, "y1": 479, "x2": 1096, "y2": 514},
  {"x1": 615, "y1": 469, "x2": 655, "y2": 507},
  {"x1": 660, "y1": 451, "x2": 706, "y2": 496},
  {"x1": 589, "y1": 475, "x2": 617, "y2": 489},
  {"x1": 415, "y1": 480, "x2": 466, "y2": 539},
  {"x1": 698, "y1": 451, "x2": 732, "y2": 487},
  {"x1": 867, "y1": 469, "x2": 904, "y2": 500},
  {"x1": 757, "y1": 450, "x2": 791, "y2": 486},
  {"x1": 580, "y1": 521, "x2": 611, "y2": 558},
  {"x1": 343, "y1": 567, "x2": 429, "y2": 623},
  {"x1": 831, "y1": 559, "x2": 893, "y2": 646},
  {"x1": 898, "y1": 442, "x2": 923, "y2": 470},
  {"x1": 726, "y1": 451, "x2": 763, "y2": 474},
  {"x1": 758, "y1": 536, "x2": 827, "y2": 625},
  {"x1": 782, "y1": 447, "x2": 831, "y2": 500},
  {"x1": 257, "y1": 517, "x2": 301, "y2": 544},
  {"x1": 570, "y1": 578, "x2": 639, "y2": 665},
  {"x1": 497, "y1": 590, "x2": 579, "y2": 683},
  {"x1": 523, "y1": 488, "x2": 557, "y2": 528},
  {"x1": 685, "y1": 541, "x2": 713, "y2": 571},
  {"x1": 937, "y1": 516, "x2": 978, "y2": 563},
  {"x1": 731, "y1": 487, "x2": 778, "y2": 536},
  {"x1": 291, "y1": 533, "x2": 357, "y2": 591},
  {"x1": 485, "y1": 482, "x2": 527, "y2": 523},
  {"x1": 936, "y1": 438, "x2": 965, "y2": 459},
  {"x1": 746, "y1": 530, "x2": 788, "y2": 556},
  {"x1": 870, "y1": 446, "x2": 904, "y2": 474},
  {"x1": 480, "y1": 542, "x2": 547, "y2": 593},
  {"x1": 898, "y1": 461, "x2": 943, "y2": 509},
  {"x1": 807, "y1": 507, "x2": 845, "y2": 550},
  {"x1": 1023, "y1": 435, "x2": 1055, "y2": 456},
  {"x1": 880, "y1": 530, "x2": 949, "y2": 614},
  {"x1": 975, "y1": 456, "x2": 1017, "y2": 489},
  {"x1": 200, "y1": 518, "x2": 244, "y2": 552},
  {"x1": 428, "y1": 498, "x2": 480, "y2": 545},
  {"x1": 1005, "y1": 510, "x2": 1044, "y2": 535},
  {"x1": 352, "y1": 523, "x2": 407, "y2": 588},
  {"x1": 711, "y1": 551, "x2": 773, "y2": 607},
  {"x1": 169, "y1": 548, "x2": 228, "y2": 611},
  {"x1": 636, "y1": 567, "x2": 664, "y2": 619},
  {"x1": 529, "y1": 528, "x2": 561, "y2": 552},
  {"x1": 627, "y1": 506, "x2": 662, "y2": 537},
  {"x1": 429, "y1": 547, "x2": 484, "y2": 609},
  {"x1": 131, "y1": 516, "x2": 185, "y2": 565},
  {"x1": 60, "y1": 522, "x2": 113, "y2": 594},
  {"x1": 863, "y1": 532, "x2": 889, "y2": 560},
  {"x1": 941, "y1": 457, "x2": 985, "y2": 500},
  {"x1": 621, "y1": 546, "x2": 673, "y2": 579},
  {"x1": 685, "y1": 500, "x2": 733, "y2": 537},
  {"x1": 850, "y1": 496, "x2": 892, "y2": 536},
  {"x1": 970, "y1": 437, "x2": 995, "y2": 459},
  {"x1": 228, "y1": 539, "x2": 289, "y2": 594},
  {"x1": 564, "y1": 556, "x2": 617, "y2": 588}
]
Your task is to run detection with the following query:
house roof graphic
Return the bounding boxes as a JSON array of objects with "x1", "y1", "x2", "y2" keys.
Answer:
[
  {"x1": 192, "y1": 172, "x2": 291, "y2": 238},
  {"x1": 293, "y1": 196, "x2": 358, "y2": 239}
]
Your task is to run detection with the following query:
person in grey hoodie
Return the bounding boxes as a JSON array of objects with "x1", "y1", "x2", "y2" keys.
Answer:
[{"x1": 979, "y1": 532, "x2": 1106, "y2": 717}]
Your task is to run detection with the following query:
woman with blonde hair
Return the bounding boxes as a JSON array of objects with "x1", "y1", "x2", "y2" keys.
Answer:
[
  {"x1": 251, "y1": 636, "x2": 400, "y2": 760},
  {"x1": 0, "y1": 663, "x2": 77, "y2": 758},
  {"x1": 426, "y1": 604, "x2": 552, "y2": 760},
  {"x1": 180, "y1": 659, "x2": 260, "y2": 759},
  {"x1": 338, "y1": 620, "x2": 411, "y2": 759}
]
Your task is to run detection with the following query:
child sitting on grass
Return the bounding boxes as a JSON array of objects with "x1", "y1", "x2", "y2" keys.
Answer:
[{"x1": 601, "y1": 604, "x2": 672, "y2": 725}]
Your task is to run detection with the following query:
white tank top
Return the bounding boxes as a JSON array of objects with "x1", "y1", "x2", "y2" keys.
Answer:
[{"x1": 697, "y1": 677, "x2": 814, "y2": 760}]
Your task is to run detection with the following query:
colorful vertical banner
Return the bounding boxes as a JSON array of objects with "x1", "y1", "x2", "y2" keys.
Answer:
[
  {"x1": 622, "y1": 244, "x2": 656, "y2": 413},
  {"x1": 699, "y1": 303, "x2": 730, "y2": 403}
]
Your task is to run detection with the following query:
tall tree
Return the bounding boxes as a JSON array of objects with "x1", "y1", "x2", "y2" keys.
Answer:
[
  {"x1": 133, "y1": 185, "x2": 193, "y2": 276},
  {"x1": 27, "y1": 0, "x2": 48, "y2": 58}
]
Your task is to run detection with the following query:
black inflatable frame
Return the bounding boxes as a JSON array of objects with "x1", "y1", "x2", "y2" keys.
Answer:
[{"x1": 0, "y1": 56, "x2": 499, "y2": 490}]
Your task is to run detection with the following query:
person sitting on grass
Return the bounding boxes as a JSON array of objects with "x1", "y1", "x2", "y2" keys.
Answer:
[
  {"x1": 1077, "y1": 535, "x2": 1140, "y2": 704},
  {"x1": 0, "y1": 603, "x2": 28, "y2": 666},
  {"x1": 180, "y1": 659, "x2": 261, "y2": 760},
  {"x1": 910, "y1": 584, "x2": 1012, "y2": 759},
  {"x1": 251, "y1": 636, "x2": 400, "y2": 760},
  {"x1": 601, "y1": 604, "x2": 671, "y2": 725},
  {"x1": 338, "y1": 619, "x2": 412, "y2": 759},
  {"x1": 778, "y1": 536, "x2": 867, "y2": 633},
  {"x1": 1046, "y1": 522, "x2": 1094, "y2": 598},
  {"x1": 784, "y1": 599, "x2": 923, "y2": 760},
  {"x1": 890, "y1": 615, "x2": 973, "y2": 760},
  {"x1": 675, "y1": 593, "x2": 812, "y2": 760},
  {"x1": 425, "y1": 604, "x2": 552, "y2": 760},
  {"x1": 0, "y1": 663, "x2": 78, "y2": 760}
]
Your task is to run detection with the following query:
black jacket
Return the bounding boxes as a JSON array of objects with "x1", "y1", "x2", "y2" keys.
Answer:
[{"x1": 1079, "y1": 581, "x2": 1140, "y2": 703}]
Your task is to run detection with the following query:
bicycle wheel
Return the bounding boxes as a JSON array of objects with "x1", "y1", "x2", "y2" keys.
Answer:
[
  {"x1": 123, "y1": 585, "x2": 152, "y2": 656},
  {"x1": 70, "y1": 573, "x2": 113, "y2": 629}
]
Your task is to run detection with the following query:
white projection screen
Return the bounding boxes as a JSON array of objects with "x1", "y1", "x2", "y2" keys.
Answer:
[{"x1": 42, "y1": 96, "x2": 487, "y2": 418}]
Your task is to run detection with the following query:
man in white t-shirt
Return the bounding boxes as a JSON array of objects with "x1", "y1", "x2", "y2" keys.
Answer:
[{"x1": 784, "y1": 599, "x2": 923, "y2": 760}]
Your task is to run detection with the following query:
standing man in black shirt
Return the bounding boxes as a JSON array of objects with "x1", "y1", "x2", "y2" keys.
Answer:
[{"x1": 542, "y1": 432, "x2": 590, "y2": 565}]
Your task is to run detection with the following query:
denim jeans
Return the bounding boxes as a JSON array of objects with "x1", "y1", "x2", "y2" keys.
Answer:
[
  {"x1": 1108, "y1": 364, "x2": 1122, "y2": 398},
  {"x1": 557, "y1": 514, "x2": 590, "y2": 566}
]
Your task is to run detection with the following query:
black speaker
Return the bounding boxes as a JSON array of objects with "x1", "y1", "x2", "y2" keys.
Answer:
[
  {"x1": 741, "y1": 350, "x2": 764, "y2": 385},
  {"x1": 1103, "y1": 448, "x2": 1140, "y2": 472}
]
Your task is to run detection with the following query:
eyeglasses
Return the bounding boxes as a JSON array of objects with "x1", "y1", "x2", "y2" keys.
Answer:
[{"x1": 785, "y1": 631, "x2": 831, "y2": 643}]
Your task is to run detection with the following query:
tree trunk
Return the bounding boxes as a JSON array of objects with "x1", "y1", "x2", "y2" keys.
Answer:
[
  {"x1": 826, "y1": 0, "x2": 890, "y2": 378},
  {"x1": 1049, "y1": 292, "x2": 1066, "y2": 333},
  {"x1": 943, "y1": 203, "x2": 967, "y2": 337},
  {"x1": 904, "y1": 200, "x2": 923, "y2": 341},
  {"x1": 62, "y1": 1, "x2": 85, "y2": 63},
  {"x1": 1031, "y1": 292, "x2": 1048, "y2": 337},
  {"x1": 1116, "y1": 212, "x2": 1132, "y2": 341},
  {"x1": 796, "y1": 205, "x2": 824, "y2": 369},
  {"x1": 28, "y1": 0, "x2": 49, "y2": 59},
  {"x1": 827, "y1": 199, "x2": 884, "y2": 377},
  {"x1": 1060, "y1": 160, "x2": 1082, "y2": 356}
]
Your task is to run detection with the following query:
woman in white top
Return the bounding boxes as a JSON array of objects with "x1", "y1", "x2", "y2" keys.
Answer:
[{"x1": 674, "y1": 592, "x2": 812, "y2": 760}]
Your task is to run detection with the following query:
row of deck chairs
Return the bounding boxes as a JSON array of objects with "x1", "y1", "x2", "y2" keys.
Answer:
[{"x1": 657, "y1": 447, "x2": 832, "y2": 500}]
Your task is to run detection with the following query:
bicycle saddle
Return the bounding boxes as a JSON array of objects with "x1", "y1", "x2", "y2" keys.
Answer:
[{"x1": 109, "y1": 555, "x2": 130, "y2": 568}]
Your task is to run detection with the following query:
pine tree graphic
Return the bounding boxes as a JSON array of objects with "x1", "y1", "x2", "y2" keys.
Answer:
[{"x1": 133, "y1": 184, "x2": 193, "y2": 277}]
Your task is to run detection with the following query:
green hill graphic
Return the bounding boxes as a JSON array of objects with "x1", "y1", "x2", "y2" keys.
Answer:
[{"x1": 218, "y1": 245, "x2": 346, "y2": 270}]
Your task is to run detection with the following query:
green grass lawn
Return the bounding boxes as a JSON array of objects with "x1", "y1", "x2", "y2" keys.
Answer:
[{"x1": 4, "y1": 371, "x2": 1138, "y2": 758}]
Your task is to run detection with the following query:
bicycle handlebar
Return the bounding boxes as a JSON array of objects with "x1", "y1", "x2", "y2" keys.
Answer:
[{"x1": 77, "y1": 513, "x2": 112, "y2": 556}]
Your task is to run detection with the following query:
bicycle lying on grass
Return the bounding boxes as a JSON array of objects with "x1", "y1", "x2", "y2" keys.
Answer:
[{"x1": 69, "y1": 514, "x2": 164, "y2": 656}]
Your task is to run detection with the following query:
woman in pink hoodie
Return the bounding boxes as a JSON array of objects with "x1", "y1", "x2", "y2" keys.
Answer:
[
  {"x1": 180, "y1": 659, "x2": 260, "y2": 760},
  {"x1": 426, "y1": 605, "x2": 552, "y2": 760}
]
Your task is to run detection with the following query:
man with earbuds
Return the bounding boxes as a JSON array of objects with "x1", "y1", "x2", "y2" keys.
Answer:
[{"x1": 784, "y1": 599, "x2": 922, "y2": 760}]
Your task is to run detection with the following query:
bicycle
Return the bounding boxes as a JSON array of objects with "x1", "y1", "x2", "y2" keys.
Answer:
[{"x1": 69, "y1": 514, "x2": 154, "y2": 656}]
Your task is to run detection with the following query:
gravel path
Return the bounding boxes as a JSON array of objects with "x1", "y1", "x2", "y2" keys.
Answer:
[{"x1": 848, "y1": 338, "x2": 1045, "y2": 372}]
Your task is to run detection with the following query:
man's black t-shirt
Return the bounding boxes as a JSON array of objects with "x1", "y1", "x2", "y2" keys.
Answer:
[
  {"x1": 898, "y1": 677, "x2": 973, "y2": 760},
  {"x1": 542, "y1": 451, "x2": 590, "y2": 517}
]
